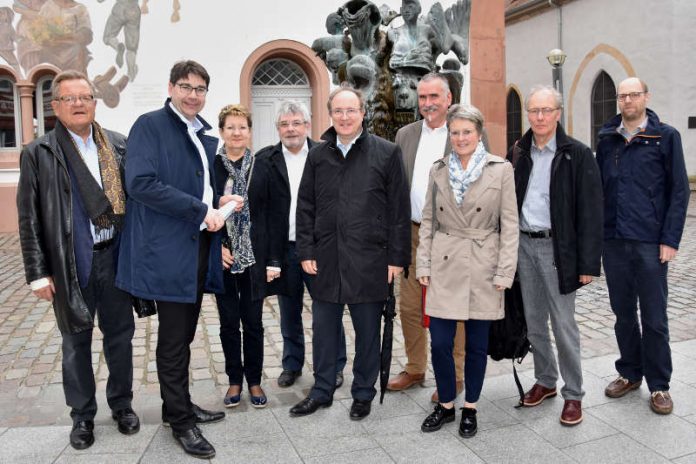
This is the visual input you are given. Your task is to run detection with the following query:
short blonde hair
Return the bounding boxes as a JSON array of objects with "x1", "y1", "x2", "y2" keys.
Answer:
[{"x1": 218, "y1": 104, "x2": 252, "y2": 129}]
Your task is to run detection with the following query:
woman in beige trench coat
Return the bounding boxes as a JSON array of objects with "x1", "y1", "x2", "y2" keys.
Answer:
[{"x1": 416, "y1": 104, "x2": 518, "y2": 438}]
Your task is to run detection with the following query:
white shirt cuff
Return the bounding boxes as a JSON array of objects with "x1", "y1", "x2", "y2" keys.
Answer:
[
  {"x1": 266, "y1": 266, "x2": 281, "y2": 272},
  {"x1": 30, "y1": 278, "x2": 50, "y2": 291}
]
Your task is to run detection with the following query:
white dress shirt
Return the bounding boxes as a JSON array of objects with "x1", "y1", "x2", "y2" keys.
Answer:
[
  {"x1": 282, "y1": 140, "x2": 309, "y2": 242},
  {"x1": 168, "y1": 102, "x2": 214, "y2": 228},
  {"x1": 410, "y1": 121, "x2": 448, "y2": 223}
]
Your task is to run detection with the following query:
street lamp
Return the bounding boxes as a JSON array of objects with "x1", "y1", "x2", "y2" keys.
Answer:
[{"x1": 546, "y1": 48, "x2": 567, "y2": 125}]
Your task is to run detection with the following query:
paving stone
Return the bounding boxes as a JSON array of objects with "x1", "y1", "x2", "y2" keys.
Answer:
[
  {"x1": 54, "y1": 454, "x2": 143, "y2": 464},
  {"x1": 375, "y1": 428, "x2": 484, "y2": 463},
  {"x1": 564, "y1": 433, "x2": 671, "y2": 463},
  {"x1": 303, "y1": 447, "x2": 394, "y2": 464},
  {"x1": 0, "y1": 426, "x2": 68, "y2": 463},
  {"x1": 589, "y1": 395, "x2": 696, "y2": 459}
]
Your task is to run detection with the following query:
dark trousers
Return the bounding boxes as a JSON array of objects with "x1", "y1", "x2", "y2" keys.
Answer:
[
  {"x1": 603, "y1": 239, "x2": 671, "y2": 391},
  {"x1": 310, "y1": 299, "x2": 382, "y2": 402},
  {"x1": 277, "y1": 242, "x2": 347, "y2": 373},
  {"x1": 156, "y1": 232, "x2": 210, "y2": 433},
  {"x1": 215, "y1": 269, "x2": 264, "y2": 386},
  {"x1": 429, "y1": 317, "x2": 491, "y2": 404},
  {"x1": 62, "y1": 243, "x2": 134, "y2": 422}
]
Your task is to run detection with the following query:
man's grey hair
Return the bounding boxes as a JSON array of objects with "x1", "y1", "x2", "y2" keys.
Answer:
[
  {"x1": 276, "y1": 101, "x2": 311, "y2": 125},
  {"x1": 51, "y1": 70, "x2": 96, "y2": 99},
  {"x1": 327, "y1": 82, "x2": 365, "y2": 112},
  {"x1": 418, "y1": 72, "x2": 450, "y2": 94},
  {"x1": 525, "y1": 85, "x2": 563, "y2": 110},
  {"x1": 446, "y1": 104, "x2": 484, "y2": 134}
]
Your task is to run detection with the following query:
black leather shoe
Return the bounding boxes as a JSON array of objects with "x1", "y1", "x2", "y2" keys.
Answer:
[
  {"x1": 278, "y1": 369, "x2": 302, "y2": 387},
  {"x1": 421, "y1": 403, "x2": 455, "y2": 432},
  {"x1": 112, "y1": 407, "x2": 140, "y2": 435},
  {"x1": 172, "y1": 426, "x2": 215, "y2": 459},
  {"x1": 335, "y1": 372, "x2": 344, "y2": 388},
  {"x1": 163, "y1": 403, "x2": 225, "y2": 427},
  {"x1": 70, "y1": 420, "x2": 94, "y2": 450},
  {"x1": 289, "y1": 397, "x2": 333, "y2": 417},
  {"x1": 459, "y1": 407, "x2": 477, "y2": 438},
  {"x1": 349, "y1": 399, "x2": 371, "y2": 421},
  {"x1": 192, "y1": 404, "x2": 225, "y2": 424}
]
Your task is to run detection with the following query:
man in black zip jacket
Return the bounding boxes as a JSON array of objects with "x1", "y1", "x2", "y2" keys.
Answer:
[
  {"x1": 290, "y1": 84, "x2": 411, "y2": 420},
  {"x1": 596, "y1": 77, "x2": 689, "y2": 415},
  {"x1": 17, "y1": 70, "x2": 139, "y2": 450},
  {"x1": 510, "y1": 85, "x2": 602, "y2": 427}
]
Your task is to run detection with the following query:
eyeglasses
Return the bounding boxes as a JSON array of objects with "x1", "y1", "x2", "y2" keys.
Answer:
[
  {"x1": 616, "y1": 91, "x2": 645, "y2": 101},
  {"x1": 54, "y1": 95, "x2": 95, "y2": 105},
  {"x1": 278, "y1": 121, "x2": 306, "y2": 129},
  {"x1": 526, "y1": 107, "x2": 559, "y2": 116},
  {"x1": 450, "y1": 129, "x2": 476, "y2": 138},
  {"x1": 176, "y1": 83, "x2": 208, "y2": 96},
  {"x1": 331, "y1": 108, "x2": 361, "y2": 117}
]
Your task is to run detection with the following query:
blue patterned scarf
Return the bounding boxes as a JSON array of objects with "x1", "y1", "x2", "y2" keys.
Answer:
[
  {"x1": 448, "y1": 141, "x2": 487, "y2": 206},
  {"x1": 219, "y1": 147, "x2": 256, "y2": 273}
]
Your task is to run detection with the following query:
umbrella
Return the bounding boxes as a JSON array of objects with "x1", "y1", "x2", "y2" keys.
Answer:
[{"x1": 379, "y1": 281, "x2": 397, "y2": 404}]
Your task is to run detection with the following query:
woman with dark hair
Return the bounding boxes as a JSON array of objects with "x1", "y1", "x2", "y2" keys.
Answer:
[
  {"x1": 214, "y1": 104, "x2": 285, "y2": 409},
  {"x1": 417, "y1": 104, "x2": 518, "y2": 437}
]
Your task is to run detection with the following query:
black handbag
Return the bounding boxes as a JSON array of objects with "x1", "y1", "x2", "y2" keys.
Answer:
[{"x1": 131, "y1": 296, "x2": 157, "y2": 318}]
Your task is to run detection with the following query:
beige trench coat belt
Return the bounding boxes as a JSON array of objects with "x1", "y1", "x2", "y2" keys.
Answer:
[{"x1": 435, "y1": 225, "x2": 498, "y2": 243}]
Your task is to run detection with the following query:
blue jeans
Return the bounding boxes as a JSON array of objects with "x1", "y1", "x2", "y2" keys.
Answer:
[
  {"x1": 603, "y1": 239, "x2": 671, "y2": 391},
  {"x1": 430, "y1": 317, "x2": 491, "y2": 404},
  {"x1": 277, "y1": 242, "x2": 347, "y2": 373}
]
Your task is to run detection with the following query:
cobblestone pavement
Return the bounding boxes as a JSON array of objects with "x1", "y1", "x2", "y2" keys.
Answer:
[{"x1": 0, "y1": 195, "x2": 695, "y2": 462}]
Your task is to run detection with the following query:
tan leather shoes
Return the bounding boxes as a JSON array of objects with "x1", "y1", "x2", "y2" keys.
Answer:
[
  {"x1": 431, "y1": 380, "x2": 463, "y2": 403},
  {"x1": 522, "y1": 383, "x2": 557, "y2": 407},
  {"x1": 650, "y1": 391, "x2": 673, "y2": 415},
  {"x1": 604, "y1": 376, "x2": 642, "y2": 398},
  {"x1": 386, "y1": 371, "x2": 425, "y2": 391},
  {"x1": 560, "y1": 400, "x2": 583, "y2": 426}
]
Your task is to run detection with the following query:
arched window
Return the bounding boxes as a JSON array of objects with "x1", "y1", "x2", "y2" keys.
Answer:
[
  {"x1": 506, "y1": 88, "x2": 522, "y2": 151},
  {"x1": 35, "y1": 75, "x2": 56, "y2": 137},
  {"x1": 0, "y1": 77, "x2": 21, "y2": 148},
  {"x1": 591, "y1": 71, "x2": 616, "y2": 151},
  {"x1": 251, "y1": 59, "x2": 311, "y2": 149}
]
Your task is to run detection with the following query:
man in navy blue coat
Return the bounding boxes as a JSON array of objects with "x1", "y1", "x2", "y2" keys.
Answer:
[
  {"x1": 597, "y1": 77, "x2": 689, "y2": 416},
  {"x1": 116, "y1": 60, "x2": 239, "y2": 459}
]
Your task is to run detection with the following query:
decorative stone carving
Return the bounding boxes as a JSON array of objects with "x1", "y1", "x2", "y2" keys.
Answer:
[{"x1": 312, "y1": 0, "x2": 471, "y2": 141}]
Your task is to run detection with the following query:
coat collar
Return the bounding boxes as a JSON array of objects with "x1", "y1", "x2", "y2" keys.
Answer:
[
  {"x1": 163, "y1": 98, "x2": 213, "y2": 132},
  {"x1": 431, "y1": 153, "x2": 504, "y2": 211},
  {"x1": 517, "y1": 123, "x2": 572, "y2": 155},
  {"x1": 597, "y1": 107, "x2": 662, "y2": 139}
]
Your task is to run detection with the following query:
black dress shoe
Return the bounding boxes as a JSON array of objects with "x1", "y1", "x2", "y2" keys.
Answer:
[
  {"x1": 278, "y1": 369, "x2": 302, "y2": 387},
  {"x1": 163, "y1": 403, "x2": 225, "y2": 427},
  {"x1": 70, "y1": 420, "x2": 94, "y2": 450},
  {"x1": 112, "y1": 407, "x2": 140, "y2": 435},
  {"x1": 192, "y1": 404, "x2": 225, "y2": 424},
  {"x1": 349, "y1": 399, "x2": 371, "y2": 421},
  {"x1": 459, "y1": 407, "x2": 477, "y2": 438},
  {"x1": 289, "y1": 397, "x2": 332, "y2": 417},
  {"x1": 335, "y1": 372, "x2": 344, "y2": 388},
  {"x1": 172, "y1": 426, "x2": 216, "y2": 459},
  {"x1": 421, "y1": 403, "x2": 455, "y2": 432}
]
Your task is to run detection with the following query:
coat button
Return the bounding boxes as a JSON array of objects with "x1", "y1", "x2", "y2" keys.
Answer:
[
  {"x1": 196, "y1": 170, "x2": 203, "y2": 177},
  {"x1": 440, "y1": 206, "x2": 444, "y2": 211},
  {"x1": 443, "y1": 255, "x2": 448, "y2": 260},
  {"x1": 377, "y1": 214, "x2": 382, "y2": 220},
  {"x1": 191, "y1": 234, "x2": 197, "y2": 240},
  {"x1": 476, "y1": 207, "x2": 481, "y2": 212}
]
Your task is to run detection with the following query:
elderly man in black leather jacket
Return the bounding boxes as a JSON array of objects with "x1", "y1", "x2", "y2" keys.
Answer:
[{"x1": 17, "y1": 70, "x2": 138, "y2": 450}]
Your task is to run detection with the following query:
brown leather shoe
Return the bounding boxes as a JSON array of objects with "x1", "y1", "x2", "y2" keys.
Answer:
[
  {"x1": 560, "y1": 400, "x2": 583, "y2": 426},
  {"x1": 605, "y1": 376, "x2": 642, "y2": 398},
  {"x1": 431, "y1": 380, "x2": 463, "y2": 403},
  {"x1": 522, "y1": 383, "x2": 557, "y2": 407},
  {"x1": 650, "y1": 391, "x2": 673, "y2": 415},
  {"x1": 386, "y1": 371, "x2": 425, "y2": 391}
]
